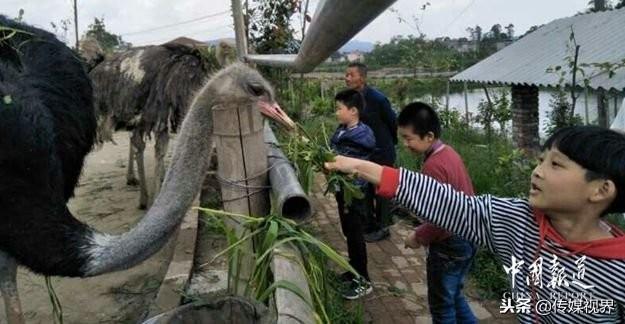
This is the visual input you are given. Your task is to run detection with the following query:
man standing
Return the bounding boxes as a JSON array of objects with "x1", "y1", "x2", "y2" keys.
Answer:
[{"x1": 345, "y1": 62, "x2": 397, "y2": 242}]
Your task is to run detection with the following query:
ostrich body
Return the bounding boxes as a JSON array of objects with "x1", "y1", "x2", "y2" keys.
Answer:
[
  {"x1": 0, "y1": 16, "x2": 293, "y2": 324},
  {"x1": 89, "y1": 40, "x2": 223, "y2": 209}
]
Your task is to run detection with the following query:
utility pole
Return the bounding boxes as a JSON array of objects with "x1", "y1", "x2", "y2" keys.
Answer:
[
  {"x1": 73, "y1": 0, "x2": 79, "y2": 50},
  {"x1": 231, "y1": 0, "x2": 248, "y2": 61}
]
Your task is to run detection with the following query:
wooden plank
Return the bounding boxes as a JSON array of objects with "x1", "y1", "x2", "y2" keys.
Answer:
[{"x1": 272, "y1": 244, "x2": 315, "y2": 324}]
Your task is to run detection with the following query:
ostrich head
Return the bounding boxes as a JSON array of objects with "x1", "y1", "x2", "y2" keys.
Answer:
[
  {"x1": 206, "y1": 63, "x2": 296, "y2": 130},
  {"x1": 83, "y1": 62, "x2": 296, "y2": 276}
]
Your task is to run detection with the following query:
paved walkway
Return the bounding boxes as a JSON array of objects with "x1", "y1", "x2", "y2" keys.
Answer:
[{"x1": 308, "y1": 175, "x2": 514, "y2": 323}]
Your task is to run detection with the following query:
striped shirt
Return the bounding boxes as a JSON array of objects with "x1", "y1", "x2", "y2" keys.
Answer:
[{"x1": 379, "y1": 167, "x2": 625, "y2": 323}]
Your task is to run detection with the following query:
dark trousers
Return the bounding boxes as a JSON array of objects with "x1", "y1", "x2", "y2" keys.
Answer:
[
  {"x1": 427, "y1": 235, "x2": 477, "y2": 324},
  {"x1": 335, "y1": 191, "x2": 370, "y2": 280},
  {"x1": 364, "y1": 158, "x2": 394, "y2": 233}
]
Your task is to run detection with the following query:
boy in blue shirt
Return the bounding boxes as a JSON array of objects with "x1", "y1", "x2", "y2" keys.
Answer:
[{"x1": 330, "y1": 89, "x2": 376, "y2": 299}]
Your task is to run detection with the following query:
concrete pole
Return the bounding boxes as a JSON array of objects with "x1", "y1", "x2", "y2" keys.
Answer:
[
  {"x1": 73, "y1": 0, "x2": 79, "y2": 50},
  {"x1": 231, "y1": 0, "x2": 248, "y2": 61}
]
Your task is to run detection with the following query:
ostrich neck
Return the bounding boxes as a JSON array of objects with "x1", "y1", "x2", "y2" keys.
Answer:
[{"x1": 82, "y1": 86, "x2": 217, "y2": 276}]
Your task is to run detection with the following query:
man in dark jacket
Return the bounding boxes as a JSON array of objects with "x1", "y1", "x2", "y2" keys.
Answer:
[{"x1": 345, "y1": 62, "x2": 398, "y2": 242}]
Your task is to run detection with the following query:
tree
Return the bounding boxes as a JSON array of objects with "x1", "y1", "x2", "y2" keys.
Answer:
[
  {"x1": 505, "y1": 24, "x2": 515, "y2": 39},
  {"x1": 246, "y1": 0, "x2": 301, "y2": 54},
  {"x1": 466, "y1": 26, "x2": 475, "y2": 40},
  {"x1": 490, "y1": 24, "x2": 502, "y2": 40},
  {"x1": 474, "y1": 25, "x2": 483, "y2": 43},
  {"x1": 84, "y1": 17, "x2": 129, "y2": 53},
  {"x1": 617, "y1": 0, "x2": 625, "y2": 9},
  {"x1": 15, "y1": 9, "x2": 24, "y2": 22},
  {"x1": 587, "y1": 0, "x2": 612, "y2": 11}
]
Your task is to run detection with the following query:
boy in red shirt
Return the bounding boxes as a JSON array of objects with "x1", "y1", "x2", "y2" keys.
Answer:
[{"x1": 398, "y1": 102, "x2": 477, "y2": 323}]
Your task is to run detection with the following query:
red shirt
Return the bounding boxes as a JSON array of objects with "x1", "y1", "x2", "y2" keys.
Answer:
[{"x1": 413, "y1": 142, "x2": 474, "y2": 245}]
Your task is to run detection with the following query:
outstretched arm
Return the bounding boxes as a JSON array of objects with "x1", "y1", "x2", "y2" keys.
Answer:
[
  {"x1": 325, "y1": 155, "x2": 519, "y2": 249},
  {"x1": 325, "y1": 156, "x2": 384, "y2": 185}
]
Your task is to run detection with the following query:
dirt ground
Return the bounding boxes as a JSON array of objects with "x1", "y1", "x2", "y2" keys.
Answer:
[{"x1": 0, "y1": 131, "x2": 176, "y2": 324}]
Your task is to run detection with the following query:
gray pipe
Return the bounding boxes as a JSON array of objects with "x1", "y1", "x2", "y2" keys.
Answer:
[
  {"x1": 264, "y1": 124, "x2": 312, "y2": 221},
  {"x1": 246, "y1": 0, "x2": 397, "y2": 73}
]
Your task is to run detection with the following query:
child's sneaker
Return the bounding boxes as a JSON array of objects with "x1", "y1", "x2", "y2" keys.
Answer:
[
  {"x1": 339, "y1": 271, "x2": 355, "y2": 283},
  {"x1": 341, "y1": 278, "x2": 373, "y2": 300}
]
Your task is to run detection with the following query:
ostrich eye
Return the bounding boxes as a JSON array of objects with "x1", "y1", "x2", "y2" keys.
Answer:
[{"x1": 247, "y1": 84, "x2": 264, "y2": 96}]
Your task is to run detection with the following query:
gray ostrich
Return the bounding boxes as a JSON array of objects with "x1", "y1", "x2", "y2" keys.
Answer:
[
  {"x1": 0, "y1": 16, "x2": 294, "y2": 324},
  {"x1": 89, "y1": 39, "x2": 232, "y2": 209}
]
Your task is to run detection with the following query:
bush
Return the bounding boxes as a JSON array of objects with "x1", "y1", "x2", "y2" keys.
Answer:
[{"x1": 545, "y1": 89, "x2": 583, "y2": 136}]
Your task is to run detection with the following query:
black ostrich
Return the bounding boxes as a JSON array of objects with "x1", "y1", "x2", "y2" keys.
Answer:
[
  {"x1": 0, "y1": 16, "x2": 294, "y2": 324},
  {"x1": 88, "y1": 38, "x2": 227, "y2": 209}
]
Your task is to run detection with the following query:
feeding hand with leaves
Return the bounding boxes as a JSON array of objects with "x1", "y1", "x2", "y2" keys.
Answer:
[{"x1": 280, "y1": 121, "x2": 371, "y2": 206}]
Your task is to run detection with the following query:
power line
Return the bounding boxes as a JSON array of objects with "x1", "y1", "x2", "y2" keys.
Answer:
[
  {"x1": 134, "y1": 24, "x2": 233, "y2": 45},
  {"x1": 121, "y1": 10, "x2": 231, "y2": 36},
  {"x1": 442, "y1": 0, "x2": 478, "y2": 34}
]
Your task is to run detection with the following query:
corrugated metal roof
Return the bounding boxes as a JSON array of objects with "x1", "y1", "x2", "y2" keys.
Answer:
[{"x1": 451, "y1": 8, "x2": 625, "y2": 91}]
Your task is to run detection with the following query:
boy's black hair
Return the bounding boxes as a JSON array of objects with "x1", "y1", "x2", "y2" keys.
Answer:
[
  {"x1": 347, "y1": 62, "x2": 367, "y2": 78},
  {"x1": 397, "y1": 102, "x2": 441, "y2": 138},
  {"x1": 543, "y1": 126, "x2": 625, "y2": 214},
  {"x1": 334, "y1": 88, "x2": 365, "y2": 115}
]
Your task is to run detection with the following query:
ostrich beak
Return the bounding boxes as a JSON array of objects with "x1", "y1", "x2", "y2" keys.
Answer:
[{"x1": 258, "y1": 100, "x2": 296, "y2": 131}]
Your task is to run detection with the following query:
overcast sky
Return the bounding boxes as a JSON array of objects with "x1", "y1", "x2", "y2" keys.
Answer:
[{"x1": 1, "y1": 0, "x2": 592, "y2": 47}]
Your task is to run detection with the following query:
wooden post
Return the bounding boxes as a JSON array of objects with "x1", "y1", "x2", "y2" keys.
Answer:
[
  {"x1": 445, "y1": 80, "x2": 450, "y2": 113},
  {"x1": 213, "y1": 102, "x2": 269, "y2": 295},
  {"x1": 598, "y1": 89, "x2": 608, "y2": 128},
  {"x1": 463, "y1": 81, "x2": 470, "y2": 124},
  {"x1": 615, "y1": 95, "x2": 619, "y2": 119},
  {"x1": 231, "y1": 0, "x2": 248, "y2": 61},
  {"x1": 584, "y1": 87, "x2": 589, "y2": 125}
]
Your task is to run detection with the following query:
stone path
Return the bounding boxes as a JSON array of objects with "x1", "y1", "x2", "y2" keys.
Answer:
[{"x1": 308, "y1": 175, "x2": 515, "y2": 324}]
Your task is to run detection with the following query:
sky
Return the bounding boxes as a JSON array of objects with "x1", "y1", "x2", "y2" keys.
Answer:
[{"x1": 0, "y1": 0, "x2": 592, "y2": 47}]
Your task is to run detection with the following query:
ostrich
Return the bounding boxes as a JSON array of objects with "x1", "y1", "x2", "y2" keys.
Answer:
[
  {"x1": 89, "y1": 38, "x2": 231, "y2": 209},
  {"x1": 0, "y1": 16, "x2": 294, "y2": 324}
]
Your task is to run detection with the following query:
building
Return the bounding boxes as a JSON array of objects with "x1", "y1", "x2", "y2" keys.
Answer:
[
  {"x1": 345, "y1": 50, "x2": 365, "y2": 62},
  {"x1": 450, "y1": 8, "x2": 625, "y2": 151}
]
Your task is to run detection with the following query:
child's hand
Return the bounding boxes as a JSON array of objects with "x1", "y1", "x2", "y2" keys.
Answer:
[
  {"x1": 324, "y1": 155, "x2": 358, "y2": 174},
  {"x1": 404, "y1": 231, "x2": 422, "y2": 249}
]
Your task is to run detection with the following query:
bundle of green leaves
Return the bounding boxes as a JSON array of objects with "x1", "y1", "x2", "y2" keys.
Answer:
[{"x1": 280, "y1": 123, "x2": 364, "y2": 206}]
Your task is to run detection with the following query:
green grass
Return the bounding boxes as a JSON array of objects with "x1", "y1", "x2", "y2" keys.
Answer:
[{"x1": 198, "y1": 208, "x2": 363, "y2": 323}]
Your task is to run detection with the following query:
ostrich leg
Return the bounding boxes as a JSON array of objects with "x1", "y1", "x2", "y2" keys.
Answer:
[
  {"x1": 131, "y1": 131, "x2": 149, "y2": 209},
  {"x1": 151, "y1": 130, "x2": 169, "y2": 206},
  {"x1": 126, "y1": 137, "x2": 139, "y2": 186},
  {"x1": 0, "y1": 251, "x2": 24, "y2": 324}
]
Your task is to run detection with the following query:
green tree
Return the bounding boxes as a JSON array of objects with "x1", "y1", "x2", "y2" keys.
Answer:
[
  {"x1": 84, "y1": 17, "x2": 129, "y2": 53},
  {"x1": 587, "y1": 0, "x2": 613, "y2": 12},
  {"x1": 545, "y1": 89, "x2": 583, "y2": 136},
  {"x1": 505, "y1": 24, "x2": 515, "y2": 39},
  {"x1": 246, "y1": 0, "x2": 301, "y2": 54}
]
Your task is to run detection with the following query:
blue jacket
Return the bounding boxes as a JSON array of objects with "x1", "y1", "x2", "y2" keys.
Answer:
[
  {"x1": 330, "y1": 122, "x2": 376, "y2": 187},
  {"x1": 360, "y1": 86, "x2": 398, "y2": 165}
]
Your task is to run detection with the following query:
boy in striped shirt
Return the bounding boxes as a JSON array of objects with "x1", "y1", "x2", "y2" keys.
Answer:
[{"x1": 325, "y1": 126, "x2": 625, "y2": 323}]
